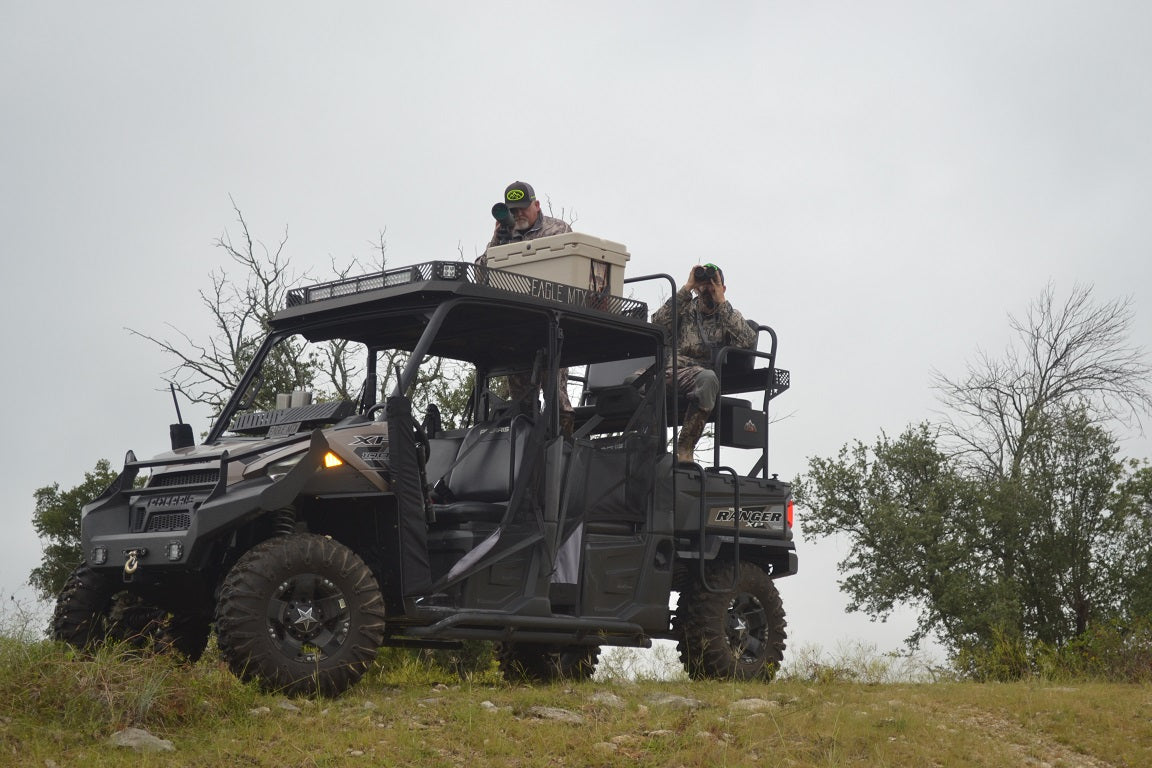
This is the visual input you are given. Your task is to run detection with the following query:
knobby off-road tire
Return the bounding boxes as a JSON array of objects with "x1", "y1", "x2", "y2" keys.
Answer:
[
  {"x1": 215, "y1": 534, "x2": 386, "y2": 697},
  {"x1": 675, "y1": 560, "x2": 787, "y2": 680},
  {"x1": 52, "y1": 562, "x2": 211, "y2": 661},
  {"x1": 496, "y1": 642, "x2": 601, "y2": 683}
]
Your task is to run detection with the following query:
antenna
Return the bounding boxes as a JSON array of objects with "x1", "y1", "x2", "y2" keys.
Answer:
[
  {"x1": 169, "y1": 382, "x2": 184, "y2": 425},
  {"x1": 168, "y1": 382, "x2": 195, "y2": 450}
]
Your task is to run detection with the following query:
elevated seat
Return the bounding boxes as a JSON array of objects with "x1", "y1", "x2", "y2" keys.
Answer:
[
  {"x1": 575, "y1": 321, "x2": 787, "y2": 427},
  {"x1": 430, "y1": 415, "x2": 533, "y2": 525}
]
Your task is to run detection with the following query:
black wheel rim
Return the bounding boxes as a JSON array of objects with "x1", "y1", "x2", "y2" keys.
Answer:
[
  {"x1": 266, "y1": 573, "x2": 351, "y2": 663},
  {"x1": 726, "y1": 593, "x2": 769, "y2": 664}
]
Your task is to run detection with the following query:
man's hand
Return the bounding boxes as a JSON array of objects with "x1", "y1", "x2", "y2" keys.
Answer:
[
  {"x1": 710, "y1": 277, "x2": 727, "y2": 305},
  {"x1": 685, "y1": 266, "x2": 703, "y2": 292}
]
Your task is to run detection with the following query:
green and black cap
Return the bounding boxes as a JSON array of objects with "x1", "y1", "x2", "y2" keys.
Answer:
[{"x1": 503, "y1": 181, "x2": 536, "y2": 209}]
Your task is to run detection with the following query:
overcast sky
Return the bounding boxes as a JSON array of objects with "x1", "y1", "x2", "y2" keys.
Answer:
[{"x1": 3, "y1": 2, "x2": 1150, "y2": 664}]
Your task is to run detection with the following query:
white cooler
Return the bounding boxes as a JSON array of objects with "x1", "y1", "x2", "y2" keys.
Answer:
[{"x1": 484, "y1": 233, "x2": 630, "y2": 297}]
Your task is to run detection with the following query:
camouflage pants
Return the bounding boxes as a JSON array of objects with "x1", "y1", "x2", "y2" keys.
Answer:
[{"x1": 667, "y1": 365, "x2": 719, "y2": 412}]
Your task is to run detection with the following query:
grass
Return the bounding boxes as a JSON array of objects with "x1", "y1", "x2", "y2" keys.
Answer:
[
  {"x1": 3, "y1": 600, "x2": 1151, "y2": 767},
  {"x1": 3, "y1": 634, "x2": 1151, "y2": 767}
]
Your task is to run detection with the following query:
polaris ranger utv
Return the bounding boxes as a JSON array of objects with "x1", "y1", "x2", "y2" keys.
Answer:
[{"x1": 53, "y1": 241, "x2": 794, "y2": 696}]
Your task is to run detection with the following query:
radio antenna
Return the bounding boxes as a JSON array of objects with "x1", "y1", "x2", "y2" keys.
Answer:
[{"x1": 169, "y1": 382, "x2": 184, "y2": 425}]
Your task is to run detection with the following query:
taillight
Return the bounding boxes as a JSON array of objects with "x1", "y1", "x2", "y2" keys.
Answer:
[{"x1": 787, "y1": 499, "x2": 794, "y2": 528}]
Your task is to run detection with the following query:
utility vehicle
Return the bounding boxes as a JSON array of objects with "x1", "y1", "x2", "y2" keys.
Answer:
[{"x1": 53, "y1": 253, "x2": 794, "y2": 696}]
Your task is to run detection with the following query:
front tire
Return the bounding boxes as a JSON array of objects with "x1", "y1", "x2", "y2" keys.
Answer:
[
  {"x1": 215, "y1": 534, "x2": 386, "y2": 697},
  {"x1": 52, "y1": 562, "x2": 211, "y2": 661},
  {"x1": 53, "y1": 562, "x2": 116, "y2": 649},
  {"x1": 675, "y1": 561, "x2": 786, "y2": 680}
]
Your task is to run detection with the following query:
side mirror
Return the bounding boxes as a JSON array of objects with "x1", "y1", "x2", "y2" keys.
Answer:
[{"x1": 170, "y1": 423, "x2": 195, "y2": 450}]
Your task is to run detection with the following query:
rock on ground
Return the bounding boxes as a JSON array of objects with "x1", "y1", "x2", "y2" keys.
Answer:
[{"x1": 108, "y1": 727, "x2": 175, "y2": 753}]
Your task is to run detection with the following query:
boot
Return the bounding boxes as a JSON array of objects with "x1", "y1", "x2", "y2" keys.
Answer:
[{"x1": 676, "y1": 407, "x2": 711, "y2": 464}]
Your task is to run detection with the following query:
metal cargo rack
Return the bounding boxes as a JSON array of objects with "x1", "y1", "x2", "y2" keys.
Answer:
[{"x1": 286, "y1": 260, "x2": 648, "y2": 319}]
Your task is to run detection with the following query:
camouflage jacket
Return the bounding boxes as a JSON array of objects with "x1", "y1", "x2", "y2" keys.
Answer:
[
  {"x1": 481, "y1": 214, "x2": 572, "y2": 260},
  {"x1": 652, "y1": 286, "x2": 757, "y2": 370}
]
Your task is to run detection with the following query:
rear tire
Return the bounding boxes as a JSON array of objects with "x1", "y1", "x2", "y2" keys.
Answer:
[
  {"x1": 215, "y1": 534, "x2": 386, "y2": 697},
  {"x1": 675, "y1": 561, "x2": 786, "y2": 680},
  {"x1": 497, "y1": 642, "x2": 600, "y2": 682}
]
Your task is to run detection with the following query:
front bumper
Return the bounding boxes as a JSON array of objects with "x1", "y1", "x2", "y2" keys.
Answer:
[{"x1": 81, "y1": 431, "x2": 330, "y2": 575}]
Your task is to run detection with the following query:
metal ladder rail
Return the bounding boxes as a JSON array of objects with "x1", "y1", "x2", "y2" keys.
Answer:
[{"x1": 696, "y1": 465, "x2": 742, "y2": 593}]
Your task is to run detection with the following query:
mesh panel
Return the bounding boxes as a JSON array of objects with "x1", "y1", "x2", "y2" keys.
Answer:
[
  {"x1": 146, "y1": 512, "x2": 192, "y2": 532},
  {"x1": 148, "y1": 469, "x2": 220, "y2": 488},
  {"x1": 773, "y1": 368, "x2": 791, "y2": 394},
  {"x1": 566, "y1": 432, "x2": 659, "y2": 524}
]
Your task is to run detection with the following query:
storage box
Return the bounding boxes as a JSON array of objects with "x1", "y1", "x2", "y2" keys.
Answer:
[
  {"x1": 484, "y1": 233, "x2": 630, "y2": 298},
  {"x1": 717, "y1": 397, "x2": 767, "y2": 450}
]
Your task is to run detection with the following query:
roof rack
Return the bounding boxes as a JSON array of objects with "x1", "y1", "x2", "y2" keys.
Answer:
[{"x1": 285, "y1": 261, "x2": 648, "y2": 318}]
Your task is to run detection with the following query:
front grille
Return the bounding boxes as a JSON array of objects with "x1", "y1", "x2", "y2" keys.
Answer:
[
  {"x1": 145, "y1": 512, "x2": 192, "y2": 532},
  {"x1": 148, "y1": 469, "x2": 220, "y2": 488}
]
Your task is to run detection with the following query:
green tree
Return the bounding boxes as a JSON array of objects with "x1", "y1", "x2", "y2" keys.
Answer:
[
  {"x1": 797, "y1": 285, "x2": 1152, "y2": 658},
  {"x1": 796, "y1": 416, "x2": 1150, "y2": 655},
  {"x1": 1110, "y1": 463, "x2": 1152, "y2": 618},
  {"x1": 794, "y1": 425, "x2": 1010, "y2": 650},
  {"x1": 1011, "y1": 406, "x2": 1133, "y2": 641},
  {"x1": 29, "y1": 460, "x2": 118, "y2": 601}
]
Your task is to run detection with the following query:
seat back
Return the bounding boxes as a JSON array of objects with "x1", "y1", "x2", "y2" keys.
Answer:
[
  {"x1": 425, "y1": 435, "x2": 464, "y2": 488},
  {"x1": 444, "y1": 415, "x2": 532, "y2": 503}
]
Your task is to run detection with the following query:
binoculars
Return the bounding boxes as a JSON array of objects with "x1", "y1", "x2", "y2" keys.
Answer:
[{"x1": 693, "y1": 264, "x2": 719, "y2": 283}]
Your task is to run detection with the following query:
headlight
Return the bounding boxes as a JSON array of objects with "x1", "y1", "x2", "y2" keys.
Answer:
[{"x1": 264, "y1": 452, "x2": 307, "y2": 481}]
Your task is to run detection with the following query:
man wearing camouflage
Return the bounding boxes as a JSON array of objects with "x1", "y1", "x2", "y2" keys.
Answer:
[
  {"x1": 485, "y1": 180, "x2": 572, "y2": 250},
  {"x1": 652, "y1": 263, "x2": 756, "y2": 463},
  {"x1": 481, "y1": 181, "x2": 575, "y2": 432}
]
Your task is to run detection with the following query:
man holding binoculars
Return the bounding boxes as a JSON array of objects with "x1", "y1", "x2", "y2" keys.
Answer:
[{"x1": 652, "y1": 263, "x2": 756, "y2": 463}]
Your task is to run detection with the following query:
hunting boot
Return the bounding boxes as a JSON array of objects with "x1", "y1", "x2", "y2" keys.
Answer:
[{"x1": 676, "y1": 407, "x2": 711, "y2": 464}]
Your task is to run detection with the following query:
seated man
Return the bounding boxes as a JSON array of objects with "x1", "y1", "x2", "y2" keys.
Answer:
[{"x1": 652, "y1": 263, "x2": 756, "y2": 462}]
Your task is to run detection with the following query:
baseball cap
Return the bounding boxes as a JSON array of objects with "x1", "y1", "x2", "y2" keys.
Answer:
[{"x1": 503, "y1": 181, "x2": 536, "y2": 209}]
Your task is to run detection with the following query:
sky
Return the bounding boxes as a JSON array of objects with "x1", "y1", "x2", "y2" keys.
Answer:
[{"x1": 2, "y1": 2, "x2": 1151, "y2": 667}]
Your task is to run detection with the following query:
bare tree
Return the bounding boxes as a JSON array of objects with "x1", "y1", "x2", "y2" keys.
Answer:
[
  {"x1": 128, "y1": 200, "x2": 383, "y2": 414},
  {"x1": 129, "y1": 202, "x2": 474, "y2": 427},
  {"x1": 932, "y1": 283, "x2": 1152, "y2": 481}
]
